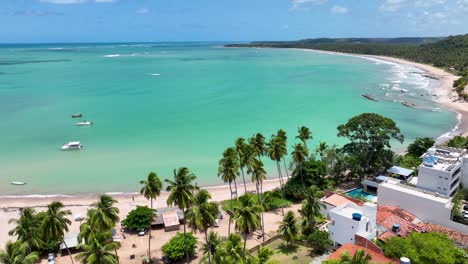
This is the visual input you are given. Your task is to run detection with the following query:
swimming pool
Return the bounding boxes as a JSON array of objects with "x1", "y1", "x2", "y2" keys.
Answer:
[{"x1": 345, "y1": 187, "x2": 377, "y2": 202}]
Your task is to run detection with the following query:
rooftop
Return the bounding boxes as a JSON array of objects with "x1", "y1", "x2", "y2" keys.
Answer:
[
  {"x1": 380, "y1": 181, "x2": 451, "y2": 203},
  {"x1": 327, "y1": 243, "x2": 397, "y2": 263},
  {"x1": 417, "y1": 222, "x2": 468, "y2": 247},
  {"x1": 322, "y1": 193, "x2": 356, "y2": 207},
  {"x1": 420, "y1": 147, "x2": 464, "y2": 172},
  {"x1": 387, "y1": 166, "x2": 413, "y2": 177},
  {"x1": 376, "y1": 205, "x2": 423, "y2": 237}
]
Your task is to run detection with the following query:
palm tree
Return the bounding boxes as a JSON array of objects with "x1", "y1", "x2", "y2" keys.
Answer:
[
  {"x1": 218, "y1": 147, "x2": 240, "y2": 236},
  {"x1": 42, "y1": 201, "x2": 74, "y2": 264},
  {"x1": 316, "y1": 141, "x2": 329, "y2": 161},
  {"x1": 336, "y1": 249, "x2": 373, "y2": 264},
  {"x1": 296, "y1": 126, "x2": 312, "y2": 154},
  {"x1": 276, "y1": 129, "x2": 290, "y2": 178},
  {"x1": 248, "y1": 158, "x2": 267, "y2": 242},
  {"x1": 165, "y1": 167, "x2": 199, "y2": 264},
  {"x1": 249, "y1": 133, "x2": 266, "y2": 161},
  {"x1": 0, "y1": 241, "x2": 39, "y2": 264},
  {"x1": 186, "y1": 189, "x2": 218, "y2": 264},
  {"x1": 232, "y1": 194, "x2": 262, "y2": 257},
  {"x1": 277, "y1": 211, "x2": 299, "y2": 247},
  {"x1": 255, "y1": 246, "x2": 274, "y2": 264},
  {"x1": 200, "y1": 231, "x2": 221, "y2": 264},
  {"x1": 291, "y1": 143, "x2": 308, "y2": 185},
  {"x1": 236, "y1": 138, "x2": 254, "y2": 194},
  {"x1": 299, "y1": 187, "x2": 325, "y2": 232},
  {"x1": 140, "y1": 171, "x2": 162, "y2": 262},
  {"x1": 89, "y1": 195, "x2": 120, "y2": 230},
  {"x1": 8, "y1": 208, "x2": 43, "y2": 253},
  {"x1": 75, "y1": 233, "x2": 120, "y2": 264},
  {"x1": 267, "y1": 135, "x2": 287, "y2": 215},
  {"x1": 216, "y1": 234, "x2": 245, "y2": 264}
]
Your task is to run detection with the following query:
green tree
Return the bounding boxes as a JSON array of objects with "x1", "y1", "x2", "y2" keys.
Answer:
[
  {"x1": 307, "y1": 229, "x2": 330, "y2": 254},
  {"x1": 277, "y1": 211, "x2": 299, "y2": 247},
  {"x1": 299, "y1": 187, "x2": 325, "y2": 234},
  {"x1": 325, "y1": 249, "x2": 373, "y2": 264},
  {"x1": 291, "y1": 143, "x2": 308, "y2": 185},
  {"x1": 382, "y1": 232, "x2": 466, "y2": 264},
  {"x1": 41, "y1": 201, "x2": 74, "y2": 264},
  {"x1": 337, "y1": 113, "x2": 404, "y2": 181},
  {"x1": 276, "y1": 129, "x2": 290, "y2": 179},
  {"x1": 161, "y1": 232, "x2": 198, "y2": 263},
  {"x1": 447, "y1": 135, "x2": 468, "y2": 149},
  {"x1": 185, "y1": 189, "x2": 218, "y2": 264},
  {"x1": 0, "y1": 241, "x2": 39, "y2": 264},
  {"x1": 139, "y1": 171, "x2": 162, "y2": 261},
  {"x1": 214, "y1": 234, "x2": 245, "y2": 264},
  {"x1": 267, "y1": 135, "x2": 287, "y2": 215},
  {"x1": 232, "y1": 194, "x2": 262, "y2": 257},
  {"x1": 396, "y1": 154, "x2": 421, "y2": 170},
  {"x1": 122, "y1": 206, "x2": 155, "y2": 231},
  {"x1": 218, "y1": 147, "x2": 240, "y2": 236},
  {"x1": 316, "y1": 141, "x2": 329, "y2": 161},
  {"x1": 284, "y1": 160, "x2": 327, "y2": 201},
  {"x1": 296, "y1": 126, "x2": 313, "y2": 154},
  {"x1": 255, "y1": 246, "x2": 274, "y2": 264},
  {"x1": 407, "y1": 137, "x2": 435, "y2": 157},
  {"x1": 8, "y1": 208, "x2": 43, "y2": 254},
  {"x1": 75, "y1": 233, "x2": 120, "y2": 264},
  {"x1": 89, "y1": 195, "x2": 120, "y2": 230},
  {"x1": 200, "y1": 231, "x2": 221, "y2": 264},
  {"x1": 165, "y1": 167, "x2": 199, "y2": 264},
  {"x1": 248, "y1": 158, "x2": 267, "y2": 242},
  {"x1": 236, "y1": 138, "x2": 255, "y2": 194},
  {"x1": 249, "y1": 133, "x2": 267, "y2": 161}
]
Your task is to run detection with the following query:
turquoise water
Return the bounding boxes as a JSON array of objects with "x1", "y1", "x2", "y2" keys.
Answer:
[
  {"x1": 345, "y1": 188, "x2": 377, "y2": 201},
  {"x1": 0, "y1": 43, "x2": 457, "y2": 195}
]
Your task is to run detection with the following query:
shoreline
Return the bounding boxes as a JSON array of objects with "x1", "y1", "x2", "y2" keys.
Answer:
[{"x1": 296, "y1": 48, "x2": 466, "y2": 140}]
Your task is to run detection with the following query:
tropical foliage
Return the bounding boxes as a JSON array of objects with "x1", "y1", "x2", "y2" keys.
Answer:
[
  {"x1": 277, "y1": 211, "x2": 299, "y2": 246},
  {"x1": 122, "y1": 206, "x2": 155, "y2": 231},
  {"x1": 0, "y1": 241, "x2": 39, "y2": 264},
  {"x1": 306, "y1": 229, "x2": 331, "y2": 254},
  {"x1": 161, "y1": 232, "x2": 198, "y2": 262}
]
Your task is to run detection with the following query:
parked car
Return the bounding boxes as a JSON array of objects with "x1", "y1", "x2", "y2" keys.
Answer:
[
  {"x1": 138, "y1": 228, "x2": 147, "y2": 236},
  {"x1": 48, "y1": 253, "x2": 55, "y2": 264},
  {"x1": 213, "y1": 219, "x2": 220, "y2": 227},
  {"x1": 463, "y1": 204, "x2": 468, "y2": 211}
]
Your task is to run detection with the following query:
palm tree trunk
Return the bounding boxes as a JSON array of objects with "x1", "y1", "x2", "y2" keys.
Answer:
[
  {"x1": 243, "y1": 231, "x2": 247, "y2": 261},
  {"x1": 114, "y1": 248, "x2": 120, "y2": 263},
  {"x1": 183, "y1": 212, "x2": 190, "y2": 264},
  {"x1": 62, "y1": 239, "x2": 75, "y2": 264},
  {"x1": 149, "y1": 198, "x2": 153, "y2": 262},
  {"x1": 282, "y1": 158, "x2": 289, "y2": 178},
  {"x1": 276, "y1": 161, "x2": 285, "y2": 216},
  {"x1": 204, "y1": 229, "x2": 211, "y2": 264},
  {"x1": 257, "y1": 180, "x2": 265, "y2": 243},
  {"x1": 300, "y1": 163, "x2": 304, "y2": 185},
  {"x1": 234, "y1": 180, "x2": 238, "y2": 198},
  {"x1": 240, "y1": 167, "x2": 247, "y2": 194},
  {"x1": 228, "y1": 182, "x2": 233, "y2": 236}
]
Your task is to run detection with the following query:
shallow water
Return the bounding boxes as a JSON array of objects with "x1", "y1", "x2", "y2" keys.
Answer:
[{"x1": 0, "y1": 43, "x2": 457, "y2": 195}]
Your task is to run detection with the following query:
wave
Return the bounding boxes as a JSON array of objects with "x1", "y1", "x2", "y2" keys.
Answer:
[
  {"x1": 47, "y1": 47, "x2": 65, "y2": 50},
  {"x1": 150, "y1": 73, "x2": 161, "y2": 76},
  {"x1": 103, "y1": 54, "x2": 121, "y2": 58}
]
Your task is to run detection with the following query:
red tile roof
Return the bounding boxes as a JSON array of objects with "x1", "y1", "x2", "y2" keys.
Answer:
[
  {"x1": 376, "y1": 205, "x2": 422, "y2": 237},
  {"x1": 327, "y1": 243, "x2": 397, "y2": 263},
  {"x1": 378, "y1": 231, "x2": 396, "y2": 241},
  {"x1": 417, "y1": 222, "x2": 468, "y2": 247}
]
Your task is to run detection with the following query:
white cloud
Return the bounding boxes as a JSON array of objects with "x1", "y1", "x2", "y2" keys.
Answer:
[
  {"x1": 380, "y1": 0, "x2": 407, "y2": 12},
  {"x1": 136, "y1": 8, "x2": 149, "y2": 14},
  {"x1": 331, "y1": 5, "x2": 349, "y2": 14},
  {"x1": 39, "y1": 0, "x2": 115, "y2": 4},
  {"x1": 290, "y1": 0, "x2": 327, "y2": 10},
  {"x1": 414, "y1": 0, "x2": 446, "y2": 7},
  {"x1": 457, "y1": 0, "x2": 468, "y2": 9}
]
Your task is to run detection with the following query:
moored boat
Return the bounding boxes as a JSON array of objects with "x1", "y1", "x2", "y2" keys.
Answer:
[
  {"x1": 361, "y1": 94, "x2": 379, "y2": 102},
  {"x1": 76, "y1": 121, "x2": 93, "y2": 126},
  {"x1": 61, "y1": 141, "x2": 82, "y2": 151},
  {"x1": 72, "y1": 113, "x2": 82, "y2": 118},
  {"x1": 401, "y1": 101, "x2": 416, "y2": 108},
  {"x1": 11, "y1": 181, "x2": 26, "y2": 185}
]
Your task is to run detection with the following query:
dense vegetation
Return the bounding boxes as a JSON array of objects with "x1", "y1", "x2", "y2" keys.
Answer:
[
  {"x1": 447, "y1": 135, "x2": 468, "y2": 149},
  {"x1": 161, "y1": 232, "x2": 198, "y2": 262},
  {"x1": 122, "y1": 206, "x2": 155, "y2": 231},
  {"x1": 396, "y1": 137, "x2": 435, "y2": 170}
]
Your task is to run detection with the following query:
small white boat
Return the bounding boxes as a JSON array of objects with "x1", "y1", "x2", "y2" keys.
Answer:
[
  {"x1": 76, "y1": 121, "x2": 93, "y2": 126},
  {"x1": 11, "y1": 181, "x2": 26, "y2": 185},
  {"x1": 61, "y1": 141, "x2": 82, "y2": 151}
]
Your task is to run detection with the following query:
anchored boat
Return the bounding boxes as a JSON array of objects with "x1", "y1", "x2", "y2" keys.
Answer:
[
  {"x1": 361, "y1": 94, "x2": 379, "y2": 102},
  {"x1": 61, "y1": 141, "x2": 82, "y2": 151}
]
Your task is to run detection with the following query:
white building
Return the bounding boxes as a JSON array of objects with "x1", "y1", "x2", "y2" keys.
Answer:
[
  {"x1": 328, "y1": 202, "x2": 377, "y2": 246},
  {"x1": 417, "y1": 147, "x2": 464, "y2": 197}
]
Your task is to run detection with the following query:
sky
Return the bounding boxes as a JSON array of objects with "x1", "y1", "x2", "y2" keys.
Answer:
[{"x1": 0, "y1": 0, "x2": 467, "y2": 43}]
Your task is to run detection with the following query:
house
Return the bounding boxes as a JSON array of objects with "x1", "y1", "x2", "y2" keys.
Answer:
[
  {"x1": 326, "y1": 243, "x2": 397, "y2": 263},
  {"x1": 376, "y1": 205, "x2": 423, "y2": 237},
  {"x1": 362, "y1": 166, "x2": 413, "y2": 195},
  {"x1": 327, "y1": 201, "x2": 377, "y2": 246}
]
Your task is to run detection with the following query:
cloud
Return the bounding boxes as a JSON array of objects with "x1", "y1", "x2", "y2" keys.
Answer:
[
  {"x1": 136, "y1": 8, "x2": 149, "y2": 14},
  {"x1": 414, "y1": 0, "x2": 446, "y2": 7},
  {"x1": 457, "y1": 0, "x2": 468, "y2": 9},
  {"x1": 11, "y1": 10, "x2": 63, "y2": 16},
  {"x1": 39, "y1": 0, "x2": 115, "y2": 4},
  {"x1": 380, "y1": 0, "x2": 407, "y2": 12},
  {"x1": 290, "y1": 0, "x2": 327, "y2": 10},
  {"x1": 331, "y1": 5, "x2": 349, "y2": 14}
]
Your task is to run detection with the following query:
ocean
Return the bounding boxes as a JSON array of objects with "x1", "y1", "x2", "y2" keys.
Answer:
[{"x1": 0, "y1": 43, "x2": 458, "y2": 195}]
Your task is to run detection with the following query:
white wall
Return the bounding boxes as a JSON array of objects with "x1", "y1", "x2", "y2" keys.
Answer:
[
  {"x1": 378, "y1": 183, "x2": 468, "y2": 233},
  {"x1": 417, "y1": 166, "x2": 453, "y2": 196},
  {"x1": 461, "y1": 157, "x2": 468, "y2": 188},
  {"x1": 328, "y1": 213, "x2": 363, "y2": 245}
]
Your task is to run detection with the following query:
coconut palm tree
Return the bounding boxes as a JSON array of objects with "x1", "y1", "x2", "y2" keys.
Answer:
[
  {"x1": 266, "y1": 135, "x2": 287, "y2": 215},
  {"x1": 291, "y1": 143, "x2": 308, "y2": 185},
  {"x1": 139, "y1": 171, "x2": 162, "y2": 262},
  {"x1": 75, "y1": 232, "x2": 120, "y2": 264},
  {"x1": 236, "y1": 138, "x2": 255, "y2": 194},
  {"x1": 316, "y1": 141, "x2": 329, "y2": 161},
  {"x1": 232, "y1": 194, "x2": 262, "y2": 258},
  {"x1": 216, "y1": 233, "x2": 245, "y2": 264},
  {"x1": 248, "y1": 158, "x2": 267, "y2": 242},
  {"x1": 218, "y1": 147, "x2": 240, "y2": 236},
  {"x1": 277, "y1": 211, "x2": 299, "y2": 247},
  {"x1": 276, "y1": 129, "x2": 290, "y2": 178},
  {"x1": 186, "y1": 189, "x2": 218, "y2": 264},
  {"x1": 296, "y1": 126, "x2": 312, "y2": 154},
  {"x1": 200, "y1": 231, "x2": 221, "y2": 264},
  {"x1": 8, "y1": 208, "x2": 43, "y2": 254},
  {"x1": 0, "y1": 241, "x2": 39, "y2": 264},
  {"x1": 299, "y1": 187, "x2": 325, "y2": 232},
  {"x1": 255, "y1": 246, "x2": 274, "y2": 264},
  {"x1": 165, "y1": 167, "x2": 199, "y2": 264},
  {"x1": 89, "y1": 195, "x2": 120, "y2": 231},
  {"x1": 249, "y1": 133, "x2": 266, "y2": 161},
  {"x1": 42, "y1": 201, "x2": 74, "y2": 264},
  {"x1": 336, "y1": 249, "x2": 373, "y2": 264}
]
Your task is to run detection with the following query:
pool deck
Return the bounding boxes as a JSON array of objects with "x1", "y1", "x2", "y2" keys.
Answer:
[{"x1": 344, "y1": 187, "x2": 378, "y2": 203}]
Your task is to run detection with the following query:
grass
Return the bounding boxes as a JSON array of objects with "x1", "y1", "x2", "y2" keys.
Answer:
[{"x1": 252, "y1": 238, "x2": 315, "y2": 264}]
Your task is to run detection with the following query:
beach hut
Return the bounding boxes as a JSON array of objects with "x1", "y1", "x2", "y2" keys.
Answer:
[{"x1": 162, "y1": 211, "x2": 180, "y2": 232}]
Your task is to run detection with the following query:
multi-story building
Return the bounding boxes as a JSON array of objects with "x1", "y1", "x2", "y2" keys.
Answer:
[{"x1": 417, "y1": 146, "x2": 464, "y2": 197}]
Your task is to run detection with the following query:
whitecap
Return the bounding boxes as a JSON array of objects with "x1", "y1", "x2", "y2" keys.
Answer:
[
  {"x1": 150, "y1": 73, "x2": 161, "y2": 76},
  {"x1": 103, "y1": 54, "x2": 121, "y2": 58},
  {"x1": 48, "y1": 47, "x2": 64, "y2": 50}
]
